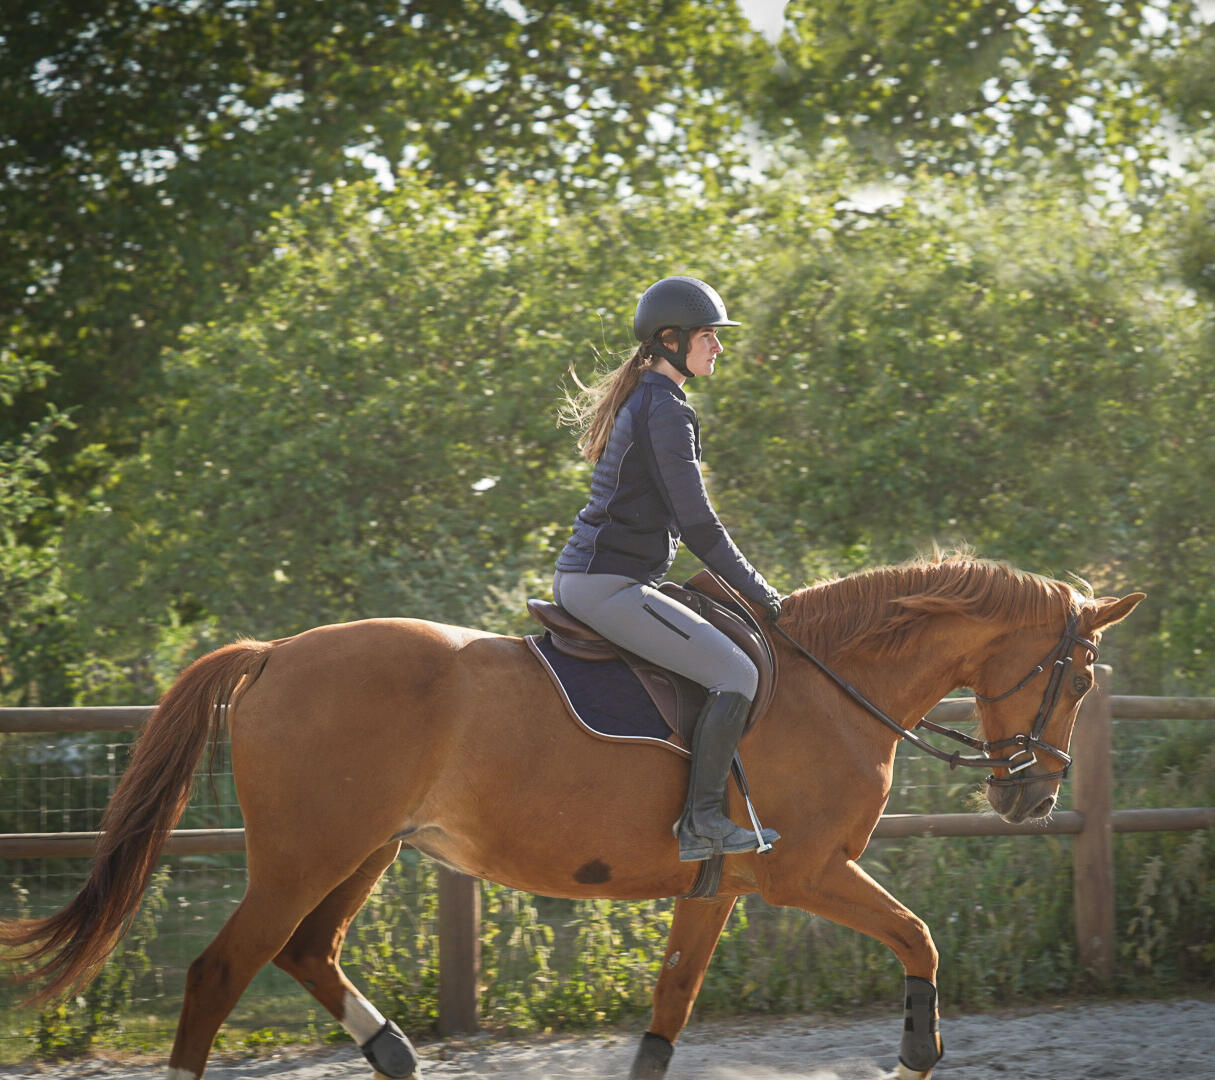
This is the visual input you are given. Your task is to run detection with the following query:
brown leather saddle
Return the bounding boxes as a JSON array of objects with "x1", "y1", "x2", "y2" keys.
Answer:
[{"x1": 526, "y1": 569, "x2": 778, "y2": 750}]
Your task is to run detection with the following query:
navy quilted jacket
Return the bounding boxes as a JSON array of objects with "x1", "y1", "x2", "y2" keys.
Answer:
[{"x1": 555, "y1": 371, "x2": 778, "y2": 608}]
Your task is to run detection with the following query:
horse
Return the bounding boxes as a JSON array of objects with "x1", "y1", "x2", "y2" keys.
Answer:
[{"x1": 0, "y1": 553, "x2": 1142, "y2": 1080}]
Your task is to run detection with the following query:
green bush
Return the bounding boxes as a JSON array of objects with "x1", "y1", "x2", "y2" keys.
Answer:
[{"x1": 25, "y1": 869, "x2": 168, "y2": 1060}]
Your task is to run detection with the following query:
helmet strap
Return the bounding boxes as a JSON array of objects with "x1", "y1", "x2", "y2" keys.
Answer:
[{"x1": 648, "y1": 328, "x2": 693, "y2": 378}]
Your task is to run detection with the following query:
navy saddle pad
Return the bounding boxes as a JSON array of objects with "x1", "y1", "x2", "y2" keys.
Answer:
[{"x1": 529, "y1": 631, "x2": 679, "y2": 747}]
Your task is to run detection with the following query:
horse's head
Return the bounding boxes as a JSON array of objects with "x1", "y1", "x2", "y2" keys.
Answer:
[{"x1": 976, "y1": 591, "x2": 1143, "y2": 823}]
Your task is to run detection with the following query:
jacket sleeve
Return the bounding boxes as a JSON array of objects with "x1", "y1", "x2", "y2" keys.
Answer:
[{"x1": 646, "y1": 398, "x2": 780, "y2": 607}]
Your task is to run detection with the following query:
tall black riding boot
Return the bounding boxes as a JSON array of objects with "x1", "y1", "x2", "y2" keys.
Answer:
[{"x1": 673, "y1": 690, "x2": 780, "y2": 862}]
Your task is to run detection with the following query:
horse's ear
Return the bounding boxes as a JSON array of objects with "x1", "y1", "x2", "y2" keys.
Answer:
[{"x1": 1086, "y1": 592, "x2": 1146, "y2": 632}]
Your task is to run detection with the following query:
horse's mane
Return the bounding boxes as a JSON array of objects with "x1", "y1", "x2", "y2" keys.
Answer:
[{"x1": 782, "y1": 550, "x2": 1086, "y2": 659}]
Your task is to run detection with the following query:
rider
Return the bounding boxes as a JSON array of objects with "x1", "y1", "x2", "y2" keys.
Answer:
[{"x1": 554, "y1": 275, "x2": 783, "y2": 862}]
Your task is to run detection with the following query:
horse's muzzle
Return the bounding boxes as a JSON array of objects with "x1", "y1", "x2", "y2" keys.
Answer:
[{"x1": 985, "y1": 769, "x2": 1060, "y2": 824}]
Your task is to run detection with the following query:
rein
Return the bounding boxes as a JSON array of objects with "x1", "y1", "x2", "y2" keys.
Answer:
[{"x1": 769, "y1": 613, "x2": 1099, "y2": 787}]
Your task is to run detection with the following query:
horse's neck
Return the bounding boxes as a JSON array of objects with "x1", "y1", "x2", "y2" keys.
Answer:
[{"x1": 829, "y1": 615, "x2": 998, "y2": 731}]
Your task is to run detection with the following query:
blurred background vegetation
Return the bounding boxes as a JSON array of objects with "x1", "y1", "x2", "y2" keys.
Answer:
[
  {"x1": 1, "y1": 0, "x2": 1214, "y2": 1061},
  {"x1": 3, "y1": 0, "x2": 1213, "y2": 704}
]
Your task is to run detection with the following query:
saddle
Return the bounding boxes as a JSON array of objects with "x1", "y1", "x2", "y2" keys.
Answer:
[{"x1": 526, "y1": 570, "x2": 778, "y2": 749}]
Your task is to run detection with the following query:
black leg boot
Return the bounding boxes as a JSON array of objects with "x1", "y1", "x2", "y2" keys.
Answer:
[{"x1": 673, "y1": 690, "x2": 780, "y2": 861}]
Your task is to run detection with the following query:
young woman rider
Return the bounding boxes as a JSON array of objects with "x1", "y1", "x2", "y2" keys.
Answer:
[{"x1": 554, "y1": 275, "x2": 783, "y2": 862}]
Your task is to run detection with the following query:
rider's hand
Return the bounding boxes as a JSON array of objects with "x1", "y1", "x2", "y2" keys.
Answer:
[{"x1": 762, "y1": 593, "x2": 784, "y2": 623}]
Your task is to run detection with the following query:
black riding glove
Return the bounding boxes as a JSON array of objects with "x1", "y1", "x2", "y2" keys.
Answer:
[{"x1": 761, "y1": 592, "x2": 784, "y2": 623}]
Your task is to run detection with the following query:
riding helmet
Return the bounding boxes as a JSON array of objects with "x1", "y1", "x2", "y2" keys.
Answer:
[
  {"x1": 633, "y1": 276, "x2": 740, "y2": 342},
  {"x1": 632, "y1": 276, "x2": 739, "y2": 377}
]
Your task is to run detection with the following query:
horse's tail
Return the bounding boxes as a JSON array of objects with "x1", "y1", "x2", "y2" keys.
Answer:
[{"x1": 0, "y1": 638, "x2": 275, "y2": 1005}]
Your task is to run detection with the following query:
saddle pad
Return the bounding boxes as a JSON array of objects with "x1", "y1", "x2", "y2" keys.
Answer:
[{"x1": 526, "y1": 633, "x2": 689, "y2": 756}]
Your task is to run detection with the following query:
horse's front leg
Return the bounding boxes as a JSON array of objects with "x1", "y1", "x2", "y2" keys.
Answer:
[
  {"x1": 629, "y1": 894, "x2": 737, "y2": 1080},
  {"x1": 763, "y1": 857, "x2": 944, "y2": 1080}
]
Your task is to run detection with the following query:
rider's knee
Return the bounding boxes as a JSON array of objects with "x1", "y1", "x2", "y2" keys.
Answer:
[{"x1": 710, "y1": 650, "x2": 757, "y2": 700}]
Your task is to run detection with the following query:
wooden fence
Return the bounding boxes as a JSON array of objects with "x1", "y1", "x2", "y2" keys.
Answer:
[{"x1": 2, "y1": 664, "x2": 1213, "y2": 1035}]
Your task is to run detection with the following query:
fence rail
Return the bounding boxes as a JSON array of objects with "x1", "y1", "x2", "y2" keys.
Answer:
[
  {"x1": 2, "y1": 666, "x2": 1213, "y2": 1034},
  {"x1": 6, "y1": 808, "x2": 1215, "y2": 860}
]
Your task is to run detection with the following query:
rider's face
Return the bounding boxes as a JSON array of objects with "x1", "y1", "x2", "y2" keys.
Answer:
[{"x1": 683, "y1": 327, "x2": 724, "y2": 378}]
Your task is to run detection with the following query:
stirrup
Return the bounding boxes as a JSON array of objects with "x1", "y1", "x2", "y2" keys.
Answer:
[{"x1": 674, "y1": 818, "x2": 780, "y2": 862}]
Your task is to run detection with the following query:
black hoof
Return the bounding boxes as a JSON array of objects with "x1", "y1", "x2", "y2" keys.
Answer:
[
  {"x1": 629, "y1": 1032, "x2": 673, "y2": 1079},
  {"x1": 361, "y1": 1019, "x2": 420, "y2": 1079}
]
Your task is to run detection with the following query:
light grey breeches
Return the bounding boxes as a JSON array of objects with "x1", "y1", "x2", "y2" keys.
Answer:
[{"x1": 552, "y1": 570, "x2": 758, "y2": 700}]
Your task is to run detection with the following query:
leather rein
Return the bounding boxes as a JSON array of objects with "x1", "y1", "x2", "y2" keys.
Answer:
[{"x1": 768, "y1": 611, "x2": 1099, "y2": 787}]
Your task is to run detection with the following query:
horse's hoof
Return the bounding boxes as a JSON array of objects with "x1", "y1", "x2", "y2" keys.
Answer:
[
  {"x1": 363, "y1": 1019, "x2": 420, "y2": 1079},
  {"x1": 630, "y1": 1032, "x2": 674, "y2": 1079},
  {"x1": 895, "y1": 1063, "x2": 933, "y2": 1079}
]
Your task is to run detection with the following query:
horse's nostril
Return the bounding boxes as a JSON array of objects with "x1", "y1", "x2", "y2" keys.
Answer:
[{"x1": 1031, "y1": 795, "x2": 1056, "y2": 818}]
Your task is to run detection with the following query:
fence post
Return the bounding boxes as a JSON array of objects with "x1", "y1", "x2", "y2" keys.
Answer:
[
  {"x1": 437, "y1": 866, "x2": 481, "y2": 1035},
  {"x1": 1071, "y1": 663, "x2": 1114, "y2": 985}
]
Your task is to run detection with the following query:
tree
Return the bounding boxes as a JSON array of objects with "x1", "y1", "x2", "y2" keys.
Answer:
[
  {"x1": 704, "y1": 168, "x2": 1209, "y2": 688},
  {"x1": 9, "y1": 0, "x2": 1215, "y2": 700},
  {"x1": 0, "y1": 0, "x2": 762, "y2": 698},
  {"x1": 0, "y1": 0, "x2": 762, "y2": 463},
  {"x1": 0, "y1": 355, "x2": 71, "y2": 703},
  {"x1": 61, "y1": 177, "x2": 746, "y2": 688},
  {"x1": 753, "y1": 1, "x2": 1207, "y2": 184}
]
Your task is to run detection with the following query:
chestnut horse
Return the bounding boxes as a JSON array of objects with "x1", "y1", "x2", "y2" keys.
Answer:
[{"x1": 1, "y1": 555, "x2": 1142, "y2": 1080}]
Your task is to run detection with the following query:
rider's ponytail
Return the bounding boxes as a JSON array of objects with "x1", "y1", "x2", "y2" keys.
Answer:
[{"x1": 559, "y1": 345, "x2": 652, "y2": 463}]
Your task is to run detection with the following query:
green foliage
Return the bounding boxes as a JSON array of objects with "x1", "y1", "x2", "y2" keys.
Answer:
[
  {"x1": 6, "y1": 0, "x2": 1215, "y2": 704},
  {"x1": 0, "y1": 354, "x2": 73, "y2": 703},
  {"x1": 34, "y1": 159, "x2": 1214, "y2": 697},
  {"x1": 758, "y1": 1, "x2": 1202, "y2": 183},
  {"x1": 1113, "y1": 721, "x2": 1215, "y2": 983},
  {"x1": 27, "y1": 868, "x2": 168, "y2": 1060},
  {"x1": 0, "y1": 0, "x2": 765, "y2": 697},
  {"x1": 696, "y1": 834, "x2": 1078, "y2": 1017},
  {"x1": 709, "y1": 169, "x2": 1210, "y2": 688},
  {"x1": 344, "y1": 851, "x2": 673, "y2": 1037},
  {"x1": 60, "y1": 176, "x2": 749, "y2": 660},
  {"x1": 343, "y1": 851, "x2": 442, "y2": 1035},
  {"x1": 719, "y1": 171, "x2": 1178, "y2": 551},
  {"x1": 0, "y1": 0, "x2": 760, "y2": 462},
  {"x1": 481, "y1": 892, "x2": 672, "y2": 1032}
]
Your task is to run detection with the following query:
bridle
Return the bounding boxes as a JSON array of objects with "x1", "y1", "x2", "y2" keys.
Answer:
[{"x1": 769, "y1": 610, "x2": 1100, "y2": 788}]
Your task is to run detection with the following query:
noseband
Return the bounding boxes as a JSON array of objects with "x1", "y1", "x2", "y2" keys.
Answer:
[
  {"x1": 927, "y1": 610, "x2": 1099, "y2": 785},
  {"x1": 770, "y1": 611, "x2": 1099, "y2": 788}
]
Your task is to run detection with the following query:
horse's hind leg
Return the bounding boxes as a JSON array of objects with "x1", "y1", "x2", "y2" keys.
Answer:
[
  {"x1": 273, "y1": 841, "x2": 420, "y2": 1079},
  {"x1": 167, "y1": 874, "x2": 342, "y2": 1080},
  {"x1": 629, "y1": 895, "x2": 737, "y2": 1080}
]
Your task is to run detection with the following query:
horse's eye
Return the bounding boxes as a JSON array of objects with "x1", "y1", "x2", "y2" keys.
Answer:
[{"x1": 1072, "y1": 675, "x2": 1092, "y2": 695}]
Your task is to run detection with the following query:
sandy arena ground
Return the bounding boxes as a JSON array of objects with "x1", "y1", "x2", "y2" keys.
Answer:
[{"x1": 2, "y1": 997, "x2": 1213, "y2": 1080}]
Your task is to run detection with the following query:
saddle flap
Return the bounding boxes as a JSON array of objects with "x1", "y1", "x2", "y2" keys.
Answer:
[
  {"x1": 627, "y1": 662, "x2": 708, "y2": 749},
  {"x1": 666, "y1": 571, "x2": 779, "y2": 733}
]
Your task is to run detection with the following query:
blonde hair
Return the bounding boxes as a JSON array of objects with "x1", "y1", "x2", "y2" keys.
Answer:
[{"x1": 559, "y1": 345, "x2": 653, "y2": 463}]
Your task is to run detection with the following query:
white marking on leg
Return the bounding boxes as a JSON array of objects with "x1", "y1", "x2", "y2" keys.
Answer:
[
  {"x1": 341, "y1": 987, "x2": 388, "y2": 1046},
  {"x1": 166, "y1": 1069, "x2": 199, "y2": 1080}
]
